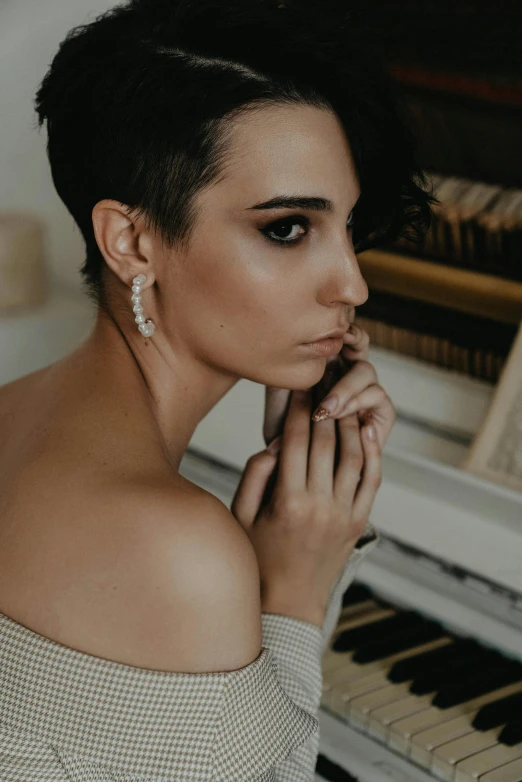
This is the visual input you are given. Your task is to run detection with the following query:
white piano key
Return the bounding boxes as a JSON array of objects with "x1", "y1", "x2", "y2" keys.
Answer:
[
  {"x1": 430, "y1": 728, "x2": 500, "y2": 781},
  {"x1": 455, "y1": 742, "x2": 522, "y2": 782},
  {"x1": 388, "y1": 682, "x2": 522, "y2": 756},
  {"x1": 368, "y1": 692, "x2": 435, "y2": 742},
  {"x1": 348, "y1": 682, "x2": 412, "y2": 726},
  {"x1": 410, "y1": 715, "x2": 482, "y2": 768},
  {"x1": 480, "y1": 756, "x2": 522, "y2": 781}
]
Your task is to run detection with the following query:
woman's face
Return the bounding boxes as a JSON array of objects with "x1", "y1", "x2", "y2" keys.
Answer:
[{"x1": 157, "y1": 103, "x2": 369, "y2": 389}]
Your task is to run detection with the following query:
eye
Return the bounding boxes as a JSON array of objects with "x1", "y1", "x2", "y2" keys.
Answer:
[
  {"x1": 260, "y1": 216, "x2": 309, "y2": 247},
  {"x1": 259, "y1": 211, "x2": 356, "y2": 248}
]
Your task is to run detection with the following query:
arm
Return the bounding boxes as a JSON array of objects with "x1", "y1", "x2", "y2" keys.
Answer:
[{"x1": 261, "y1": 528, "x2": 380, "y2": 781}]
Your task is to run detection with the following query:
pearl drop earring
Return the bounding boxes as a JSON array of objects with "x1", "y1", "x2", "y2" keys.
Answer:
[{"x1": 131, "y1": 274, "x2": 156, "y2": 337}]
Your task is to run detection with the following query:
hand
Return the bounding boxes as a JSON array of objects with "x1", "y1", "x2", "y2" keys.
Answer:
[
  {"x1": 232, "y1": 387, "x2": 382, "y2": 628},
  {"x1": 263, "y1": 320, "x2": 396, "y2": 451}
]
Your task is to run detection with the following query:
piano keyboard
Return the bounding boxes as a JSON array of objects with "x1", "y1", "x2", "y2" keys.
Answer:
[{"x1": 318, "y1": 583, "x2": 522, "y2": 782}]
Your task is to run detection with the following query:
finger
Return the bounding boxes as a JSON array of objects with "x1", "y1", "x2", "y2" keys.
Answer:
[
  {"x1": 338, "y1": 383, "x2": 388, "y2": 418},
  {"x1": 342, "y1": 323, "x2": 370, "y2": 355},
  {"x1": 332, "y1": 413, "x2": 364, "y2": 505},
  {"x1": 312, "y1": 360, "x2": 379, "y2": 420},
  {"x1": 307, "y1": 414, "x2": 336, "y2": 495},
  {"x1": 231, "y1": 449, "x2": 280, "y2": 529},
  {"x1": 277, "y1": 388, "x2": 311, "y2": 493},
  {"x1": 263, "y1": 386, "x2": 291, "y2": 446},
  {"x1": 352, "y1": 419, "x2": 382, "y2": 525}
]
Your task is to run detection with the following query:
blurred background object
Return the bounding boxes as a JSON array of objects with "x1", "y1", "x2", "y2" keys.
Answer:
[
  {"x1": 0, "y1": 212, "x2": 49, "y2": 312},
  {"x1": 349, "y1": 0, "x2": 522, "y2": 384}
]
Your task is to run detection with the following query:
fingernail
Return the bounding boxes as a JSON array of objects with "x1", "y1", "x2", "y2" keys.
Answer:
[
  {"x1": 312, "y1": 394, "x2": 338, "y2": 421},
  {"x1": 267, "y1": 436, "x2": 282, "y2": 454},
  {"x1": 312, "y1": 407, "x2": 330, "y2": 423},
  {"x1": 365, "y1": 424, "x2": 376, "y2": 441}
]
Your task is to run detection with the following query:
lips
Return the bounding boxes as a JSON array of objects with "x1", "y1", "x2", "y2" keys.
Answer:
[{"x1": 308, "y1": 326, "x2": 349, "y2": 342}]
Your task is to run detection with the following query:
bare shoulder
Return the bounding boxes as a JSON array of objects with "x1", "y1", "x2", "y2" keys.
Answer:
[
  {"x1": 0, "y1": 473, "x2": 262, "y2": 674},
  {"x1": 94, "y1": 479, "x2": 263, "y2": 673}
]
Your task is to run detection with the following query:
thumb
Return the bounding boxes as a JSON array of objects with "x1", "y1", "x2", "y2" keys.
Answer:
[{"x1": 231, "y1": 439, "x2": 281, "y2": 530}]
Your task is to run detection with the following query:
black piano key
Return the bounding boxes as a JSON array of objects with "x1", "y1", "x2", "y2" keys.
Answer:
[
  {"x1": 388, "y1": 638, "x2": 480, "y2": 683},
  {"x1": 472, "y1": 690, "x2": 522, "y2": 731},
  {"x1": 316, "y1": 753, "x2": 359, "y2": 781},
  {"x1": 353, "y1": 621, "x2": 446, "y2": 664},
  {"x1": 498, "y1": 720, "x2": 522, "y2": 747},
  {"x1": 341, "y1": 582, "x2": 374, "y2": 608},
  {"x1": 410, "y1": 648, "x2": 499, "y2": 695},
  {"x1": 433, "y1": 662, "x2": 522, "y2": 709},
  {"x1": 332, "y1": 611, "x2": 423, "y2": 653}
]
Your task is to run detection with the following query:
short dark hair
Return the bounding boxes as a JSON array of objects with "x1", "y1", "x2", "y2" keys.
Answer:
[{"x1": 34, "y1": 0, "x2": 436, "y2": 312}]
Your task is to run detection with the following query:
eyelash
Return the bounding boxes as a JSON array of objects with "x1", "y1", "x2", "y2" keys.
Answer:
[{"x1": 260, "y1": 212, "x2": 355, "y2": 248}]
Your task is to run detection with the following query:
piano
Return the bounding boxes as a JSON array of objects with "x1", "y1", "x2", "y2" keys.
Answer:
[{"x1": 3, "y1": 285, "x2": 522, "y2": 782}]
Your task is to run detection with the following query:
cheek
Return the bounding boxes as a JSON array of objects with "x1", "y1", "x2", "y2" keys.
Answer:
[{"x1": 196, "y1": 253, "x2": 293, "y2": 332}]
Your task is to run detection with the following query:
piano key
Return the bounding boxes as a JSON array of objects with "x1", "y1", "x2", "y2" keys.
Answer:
[
  {"x1": 480, "y1": 756, "x2": 522, "y2": 781},
  {"x1": 389, "y1": 638, "x2": 479, "y2": 684},
  {"x1": 499, "y1": 721, "x2": 522, "y2": 747},
  {"x1": 322, "y1": 637, "x2": 451, "y2": 714},
  {"x1": 324, "y1": 638, "x2": 450, "y2": 713},
  {"x1": 411, "y1": 648, "x2": 500, "y2": 696},
  {"x1": 367, "y1": 693, "x2": 438, "y2": 742},
  {"x1": 454, "y1": 742, "x2": 522, "y2": 782},
  {"x1": 335, "y1": 607, "x2": 397, "y2": 638},
  {"x1": 348, "y1": 682, "x2": 413, "y2": 728},
  {"x1": 322, "y1": 607, "x2": 396, "y2": 675},
  {"x1": 473, "y1": 691, "x2": 522, "y2": 731},
  {"x1": 410, "y1": 714, "x2": 494, "y2": 768},
  {"x1": 430, "y1": 728, "x2": 500, "y2": 781},
  {"x1": 329, "y1": 667, "x2": 414, "y2": 716},
  {"x1": 433, "y1": 663, "x2": 522, "y2": 709},
  {"x1": 341, "y1": 582, "x2": 374, "y2": 607},
  {"x1": 339, "y1": 599, "x2": 383, "y2": 622},
  {"x1": 388, "y1": 682, "x2": 522, "y2": 755},
  {"x1": 333, "y1": 611, "x2": 421, "y2": 652},
  {"x1": 353, "y1": 620, "x2": 446, "y2": 664}
]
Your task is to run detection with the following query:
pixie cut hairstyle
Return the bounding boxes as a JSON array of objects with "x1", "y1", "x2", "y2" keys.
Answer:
[{"x1": 34, "y1": 0, "x2": 436, "y2": 311}]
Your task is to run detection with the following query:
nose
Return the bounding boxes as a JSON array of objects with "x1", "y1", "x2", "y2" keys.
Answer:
[
  {"x1": 349, "y1": 259, "x2": 369, "y2": 308},
  {"x1": 331, "y1": 251, "x2": 368, "y2": 309}
]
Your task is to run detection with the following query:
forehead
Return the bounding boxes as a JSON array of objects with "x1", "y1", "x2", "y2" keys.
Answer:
[{"x1": 211, "y1": 104, "x2": 360, "y2": 208}]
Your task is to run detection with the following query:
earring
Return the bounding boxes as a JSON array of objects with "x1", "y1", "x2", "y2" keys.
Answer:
[{"x1": 131, "y1": 274, "x2": 156, "y2": 337}]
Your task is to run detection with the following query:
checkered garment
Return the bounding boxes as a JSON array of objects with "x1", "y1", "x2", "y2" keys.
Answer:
[{"x1": 0, "y1": 528, "x2": 378, "y2": 781}]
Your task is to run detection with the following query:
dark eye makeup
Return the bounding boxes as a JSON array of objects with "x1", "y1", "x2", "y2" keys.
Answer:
[{"x1": 260, "y1": 212, "x2": 355, "y2": 248}]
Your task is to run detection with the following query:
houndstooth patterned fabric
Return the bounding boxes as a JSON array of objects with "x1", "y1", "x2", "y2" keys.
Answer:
[{"x1": 0, "y1": 531, "x2": 378, "y2": 781}]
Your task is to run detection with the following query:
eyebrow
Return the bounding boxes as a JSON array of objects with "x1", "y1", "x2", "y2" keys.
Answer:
[
  {"x1": 246, "y1": 195, "x2": 333, "y2": 212},
  {"x1": 245, "y1": 194, "x2": 360, "y2": 212}
]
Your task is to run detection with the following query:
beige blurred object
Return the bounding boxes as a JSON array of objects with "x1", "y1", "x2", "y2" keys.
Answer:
[
  {"x1": 462, "y1": 319, "x2": 522, "y2": 493},
  {"x1": 0, "y1": 212, "x2": 49, "y2": 313}
]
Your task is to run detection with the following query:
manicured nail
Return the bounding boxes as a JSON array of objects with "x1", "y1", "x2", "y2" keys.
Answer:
[
  {"x1": 312, "y1": 394, "x2": 338, "y2": 421},
  {"x1": 267, "y1": 436, "x2": 282, "y2": 454},
  {"x1": 312, "y1": 408, "x2": 330, "y2": 423},
  {"x1": 365, "y1": 424, "x2": 376, "y2": 441}
]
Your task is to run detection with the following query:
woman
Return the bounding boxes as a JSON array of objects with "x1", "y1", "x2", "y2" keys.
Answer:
[{"x1": 0, "y1": 0, "x2": 435, "y2": 779}]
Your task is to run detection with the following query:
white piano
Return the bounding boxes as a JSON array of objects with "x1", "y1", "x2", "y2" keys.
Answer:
[{"x1": 3, "y1": 284, "x2": 522, "y2": 782}]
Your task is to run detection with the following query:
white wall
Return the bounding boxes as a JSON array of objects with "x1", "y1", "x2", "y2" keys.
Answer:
[{"x1": 0, "y1": 0, "x2": 117, "y2": 292}]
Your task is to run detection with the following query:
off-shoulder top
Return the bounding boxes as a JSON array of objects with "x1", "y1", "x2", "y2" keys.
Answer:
[{"x1": 0, "y1": 526, "x2": 379, "y2": 781}]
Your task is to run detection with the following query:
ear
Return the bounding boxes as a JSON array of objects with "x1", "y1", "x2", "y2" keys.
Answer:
[{"x1": 91, "y1": 199, "x2": 155, "y2": 288}]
